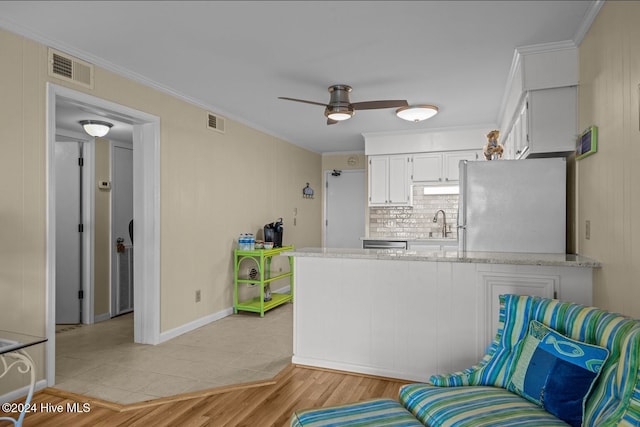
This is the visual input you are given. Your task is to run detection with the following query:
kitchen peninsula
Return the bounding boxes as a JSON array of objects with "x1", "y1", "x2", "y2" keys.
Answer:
[{"x1": 282, "y1": 247, "x2": 599, "y2": 383}]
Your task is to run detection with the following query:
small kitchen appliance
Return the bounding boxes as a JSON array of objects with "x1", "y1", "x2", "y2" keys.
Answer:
[{"x1": 264, "y1": 218, "x2": 284, "y2": 248}]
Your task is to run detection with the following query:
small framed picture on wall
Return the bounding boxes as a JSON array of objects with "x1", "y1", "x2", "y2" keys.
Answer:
[{"x1": 576, "y1": 126, "x2": 598, "y2": 160}]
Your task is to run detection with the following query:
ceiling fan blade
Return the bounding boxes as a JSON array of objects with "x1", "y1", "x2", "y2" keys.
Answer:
[
  {"x1": 278, "y1": 97, "x2": 327, "y2": 107},
  {"x1": 327, "y1": 118, "x2": 338, "y2": 125},
  {"x1": 351, "y1": 100, "x2": 409, "y2": 110}
]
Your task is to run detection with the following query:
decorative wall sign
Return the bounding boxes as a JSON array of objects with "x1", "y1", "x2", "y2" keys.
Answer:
[{"x1": 303, "y1": 183, "x2": 314, "y2": 199}]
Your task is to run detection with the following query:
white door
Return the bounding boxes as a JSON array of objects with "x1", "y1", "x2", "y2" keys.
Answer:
[
  {"x1": 55, "y1": 140, "x2": 82, "y2": 324},
  {"x1": 112, "y1": 143, "x2": 134, "y2": 316},
  {"x1": 325, "y1": 170, "x2": 366, "y2": 248}
]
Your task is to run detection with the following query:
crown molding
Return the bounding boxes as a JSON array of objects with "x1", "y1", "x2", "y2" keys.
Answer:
[
  {"x1": 0, "y1": 18, "x2": 291, "y2": 145},
  {"x1": 573, "y1": 0, "x2": 605, "y2": 46}
]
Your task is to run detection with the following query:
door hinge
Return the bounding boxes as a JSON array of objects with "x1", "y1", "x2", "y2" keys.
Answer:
[
  {"x1": 78, "y1": 224, "x2": 84, "y2": 233},
  {"x1": 326, "y1": 219, "x2": 328, "y2": 226},
  {"x1": 78, "y1": 157, "x2": 84, "y2": 167},
  {"x1": 78, "y1": 290, "x2": 84, "y2": 300}
]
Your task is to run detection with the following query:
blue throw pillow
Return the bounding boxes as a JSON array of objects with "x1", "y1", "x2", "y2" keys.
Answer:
[{"x1": 507, "y1": 320, "x2": 609, "y2": 427}]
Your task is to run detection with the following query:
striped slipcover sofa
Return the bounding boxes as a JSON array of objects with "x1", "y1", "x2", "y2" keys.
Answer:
[{"x1": 290, "y1": 294, "x2": 640, "y2": 427}]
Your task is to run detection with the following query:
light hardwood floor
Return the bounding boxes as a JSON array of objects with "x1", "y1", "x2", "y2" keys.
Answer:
[{"x1": 4, "y1": 365, "x2": 412, "y2": 427}]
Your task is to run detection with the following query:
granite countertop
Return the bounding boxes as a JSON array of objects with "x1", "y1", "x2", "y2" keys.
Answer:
[{"x1": 281, "y1": 247, "x2": 601, "y2": 268}]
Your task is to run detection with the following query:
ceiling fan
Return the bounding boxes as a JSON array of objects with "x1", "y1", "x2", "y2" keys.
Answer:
[{"x1": 278, "y1": 84, "x2": 408, "y2": 125}]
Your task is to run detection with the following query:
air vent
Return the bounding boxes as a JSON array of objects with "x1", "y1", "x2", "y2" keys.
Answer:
[
  {"x1": 207, "y1": 112, "x2": 225, "y2": 134},
  {"x1": 48, "y1": 48, "x2": 94, "y2": 89}
]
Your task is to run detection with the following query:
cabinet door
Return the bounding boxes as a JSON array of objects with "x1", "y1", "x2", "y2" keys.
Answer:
[
  {"x1": 368, "y1": 156, "x2": 388, "y2": 205},
  {"x1": 527, "y1": 87, "x2": 576, "y2": 155},
  {"x1": 412, "y1": 153, "x2": 442, "y2": 183},
  {"x1": 408, "y1": 243, "x2": 441, "y2": 252},
  {"x1": 443, "y1": 151, "x2": 479, "y2": 182},
  {"x1": 513, "y1": 101, "x2": 529, "y2": 158},
  {"x1": 388, "y1": 155, "x2": 410, "y2": 204},
  {"x1": 503, "y1": 130, "x2": 514, "y2": 159}
]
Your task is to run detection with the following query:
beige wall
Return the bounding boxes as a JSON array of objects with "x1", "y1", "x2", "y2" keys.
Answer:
[
  {"x1": 0, "y1": 28, "x2": 321, "y2": 393},
  {"x1": 578, "y1": 1, "x2": 640, "y2": 318}
]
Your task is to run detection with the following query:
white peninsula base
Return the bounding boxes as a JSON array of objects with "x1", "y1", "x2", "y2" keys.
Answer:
[{"x1": 285, "y1": 248, "x2": 599, "y2": 383}]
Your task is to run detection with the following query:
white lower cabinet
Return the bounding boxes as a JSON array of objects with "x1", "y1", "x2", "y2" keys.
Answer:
[{"x1": 408, "y1": 241, "x2": 458, "y2": 252}]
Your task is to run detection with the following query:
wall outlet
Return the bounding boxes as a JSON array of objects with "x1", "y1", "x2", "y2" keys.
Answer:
[
  {"x1": 195, "y1": 290, "x2": 201, "y2": 302},
  {"x1": 585, "y1": 220, "x2": 591, "y2": 240}
]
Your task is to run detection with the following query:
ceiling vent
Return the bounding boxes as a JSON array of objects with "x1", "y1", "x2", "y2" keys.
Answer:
[
  {"x1": 48, "y1": 48, "x2": 94, "y2": 89},
  {"x1": 207, "y1": 112, "x2": 225, "y2": 134}
]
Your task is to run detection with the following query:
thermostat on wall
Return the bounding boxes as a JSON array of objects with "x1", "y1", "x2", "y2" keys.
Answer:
[{"x1": 98, "y1": 180, "x2": 111, "y2": 190}]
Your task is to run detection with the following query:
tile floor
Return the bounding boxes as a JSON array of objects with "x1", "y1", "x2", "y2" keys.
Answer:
[{"x1": 54, "y1": 303, "x2": 292, "y2": 404}]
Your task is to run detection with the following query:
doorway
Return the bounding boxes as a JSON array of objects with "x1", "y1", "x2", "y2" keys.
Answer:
[
  {"x1": 111, "y1": 141, "x2": 134, "y2": 317},
  {"x1": 46, "y1": 83, "x2": 161, "y2": 386},
  {"x1": 323, "y1": 169, "x2": 366, "y2": 248}
]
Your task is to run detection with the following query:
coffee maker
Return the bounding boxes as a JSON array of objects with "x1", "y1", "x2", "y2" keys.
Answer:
[{"x1": 264, "y1": 218, "x2": 284, "y2": 248}]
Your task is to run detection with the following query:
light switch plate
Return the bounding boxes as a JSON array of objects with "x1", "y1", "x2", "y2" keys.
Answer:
[{"x1": 586, "y1": 220, "x2": 591, "y2": 240}]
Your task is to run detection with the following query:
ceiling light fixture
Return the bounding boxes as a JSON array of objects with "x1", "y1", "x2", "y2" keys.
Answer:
[
  {"x1": 79, "y1": 120, "x2": 113, "y2": 137},
  {"x1": 396, "y1": 105, "x2": 439, "y2": 122},
  {"x1": 325, "y1": 105, "x2": 354, "y2": 121}
]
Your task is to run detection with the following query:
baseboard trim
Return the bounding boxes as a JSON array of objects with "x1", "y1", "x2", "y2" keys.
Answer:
[
  {"x1": 158, "y1": 306, "x2": 234, "y2": 344},
  {"x1": 157, "y1": 285, "x2": 291, "y2": 345},
  {"x1": 291, "y1": 356, "x2": 427, "y2": 383},
  {"x1": 0, "y1": 379, "x2": 48, "y2": 404},
  {"x1": 93, "y1": 312, "x2": 111, "y2": 323}
]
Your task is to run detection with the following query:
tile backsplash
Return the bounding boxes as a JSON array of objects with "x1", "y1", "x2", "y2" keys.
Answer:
[{"x1": 369, "y1": 185, "x2": 459, "y2": 239}]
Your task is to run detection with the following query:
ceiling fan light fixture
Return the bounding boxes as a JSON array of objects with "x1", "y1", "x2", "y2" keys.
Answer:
[
  {"x1": 79, "y1": 119, "x2": 113, "y2": 137},
  {"x1": 325, "y1": 105, "x2": 354, "y2": 121},
  {"x1": 396, "y1": 105, "x2": 439, "y2": 122},
  {"x1": 327, "y1": 112, "x2": 352, "y2": 121}
]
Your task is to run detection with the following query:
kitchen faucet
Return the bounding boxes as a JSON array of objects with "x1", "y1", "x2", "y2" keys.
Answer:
[{"x1": 433, "y1": 209, "x2": 447, "y2": 238}]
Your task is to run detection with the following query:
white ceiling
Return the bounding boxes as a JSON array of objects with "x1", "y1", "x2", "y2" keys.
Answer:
[{"x1": 0, "y1": 1, "x2": 598, "y2": 153}]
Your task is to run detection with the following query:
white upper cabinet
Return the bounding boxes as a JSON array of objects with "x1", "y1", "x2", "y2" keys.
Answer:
[
  {"x1": 368, "y1": 156, "x2": 389, "y2": 205},
  {"x1": 368, "y1": 155, "x2": 411, "y2": 206},
  {"x1": 443, "y1": 151, "x2": 480, "y2": 182},
  {"x1": 411, "y1": 153, "x2": 442, "y2": 183},
  {"x1": 499, "y1": 42, "x2": 578, "y2": 159},
  {"x1": 412, "y1": 150, "x2": 480, "y2": 184},
  {"x1": 502, "y1": 86, "x2": 576, "y2": 159}
]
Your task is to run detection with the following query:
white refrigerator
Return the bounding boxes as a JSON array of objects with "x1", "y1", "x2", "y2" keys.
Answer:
[{"x1": 457, "y1": 158, "x2": 566, "y2": 253}]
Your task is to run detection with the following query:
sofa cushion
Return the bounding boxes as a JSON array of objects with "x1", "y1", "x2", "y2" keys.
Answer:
[
  {"x1": 399, "y1": 383, "x2": 570, "y2": 426},
  {"x1": 290, "y1": 398, "x2": 423, "y2": 427},
  {"x1": 429, "y1": 294, "x2": 640, "y2": 426},
  {"x1": 507, "y1": 320, "x2": 609, "y2": 427}
]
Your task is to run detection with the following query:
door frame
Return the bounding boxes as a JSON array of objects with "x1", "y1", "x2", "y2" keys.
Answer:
[
  {"x1": 110, "y1": 139, "x2": 134, "y2": 317},
  {"x1": 46, "y1": 83, "x2": 161, "y2": 386}
]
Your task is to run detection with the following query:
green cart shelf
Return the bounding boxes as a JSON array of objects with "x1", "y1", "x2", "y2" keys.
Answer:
[{"x1": 233, "y1": 245, "x2": 294, "y2": 317}]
